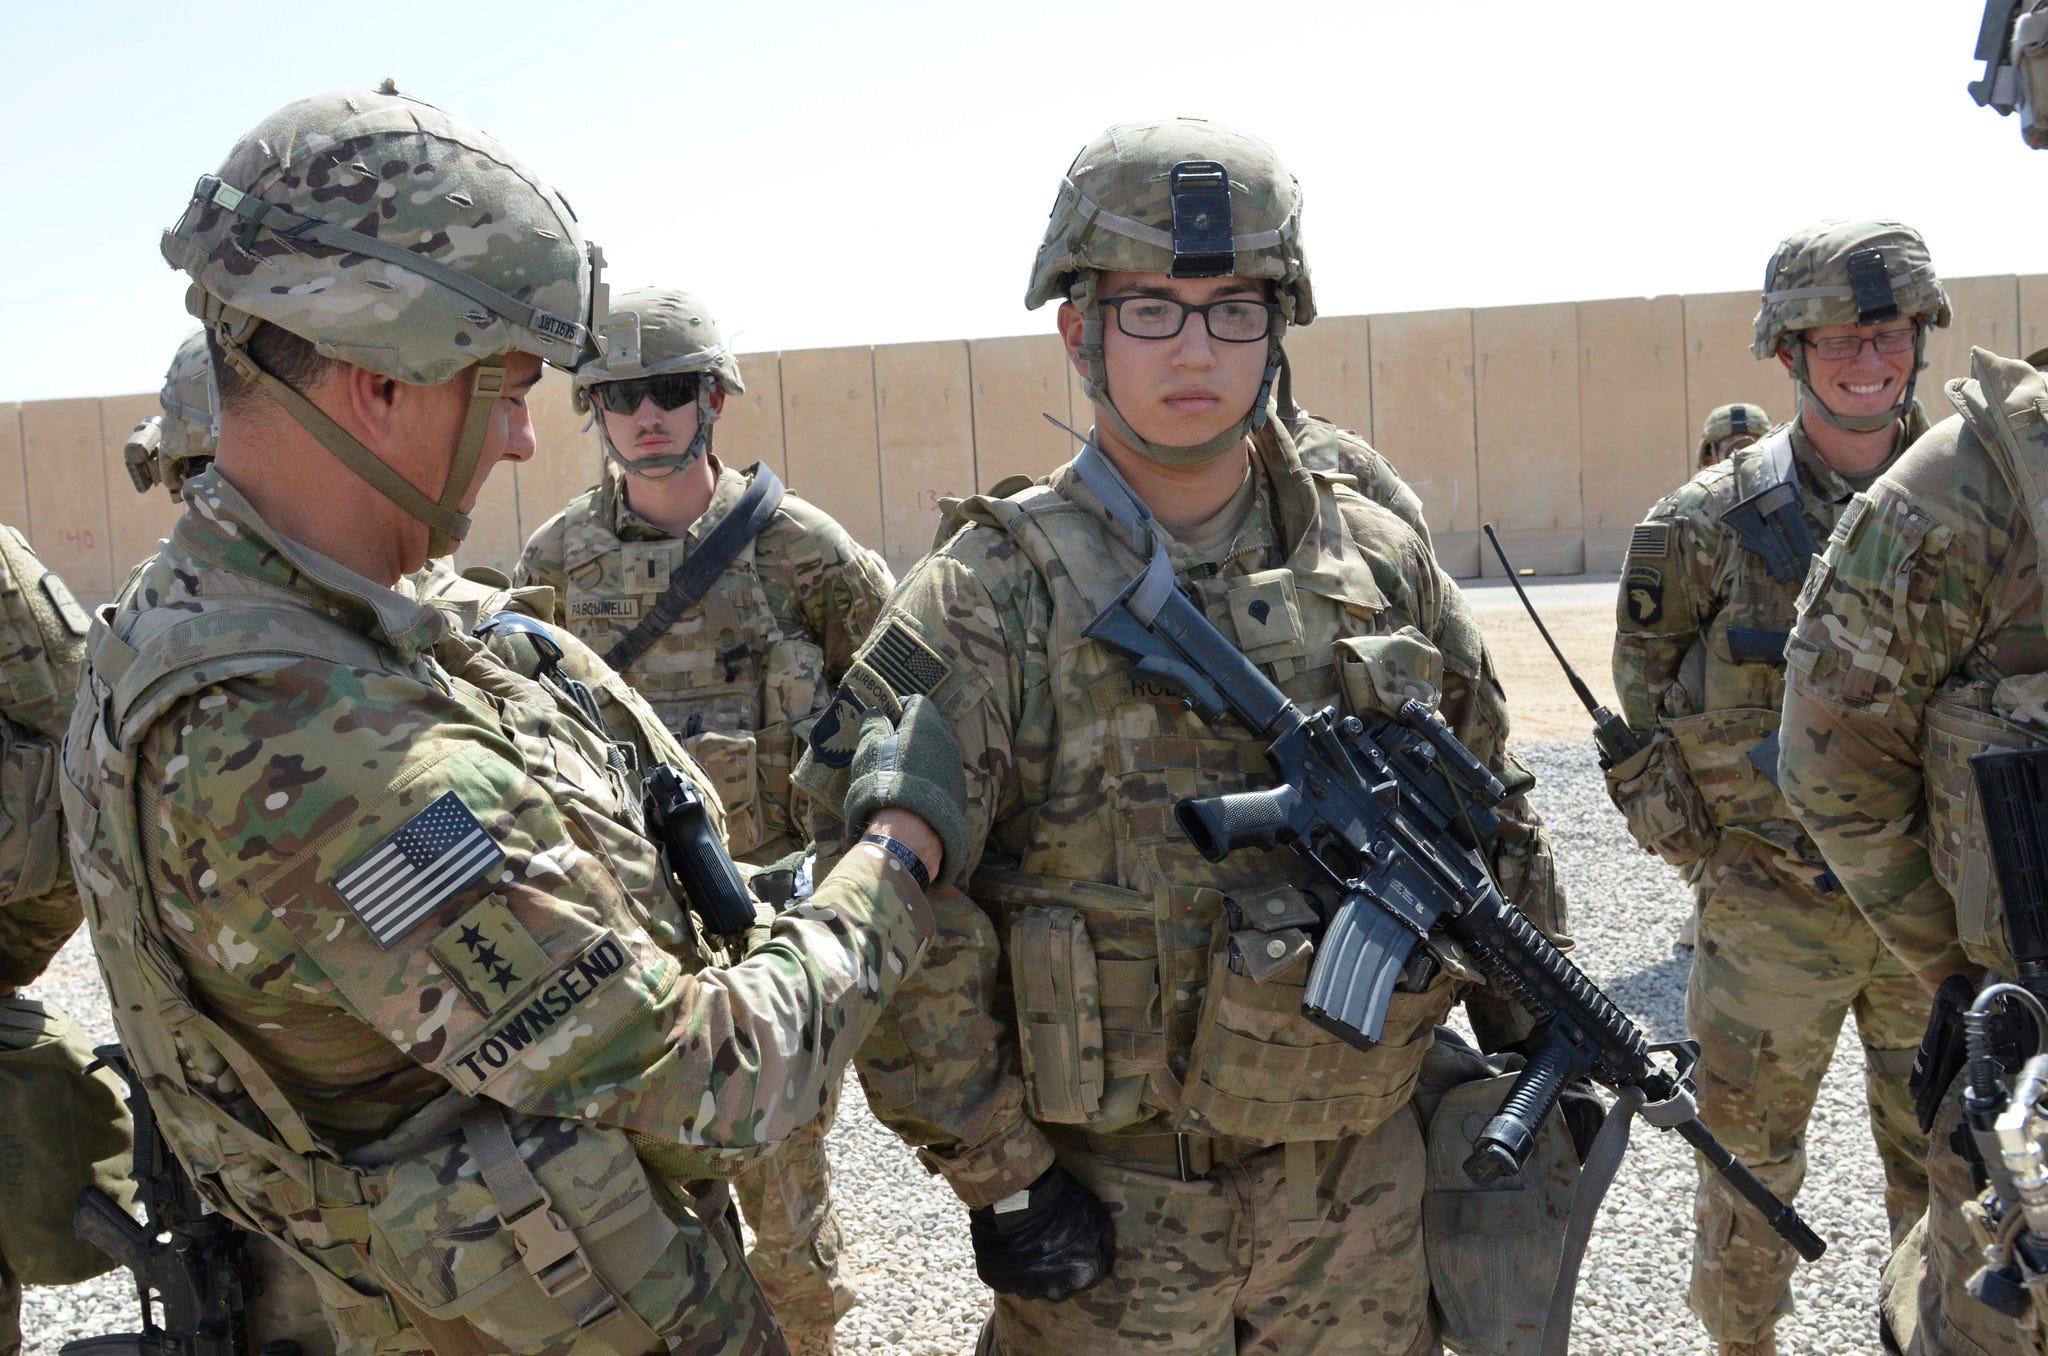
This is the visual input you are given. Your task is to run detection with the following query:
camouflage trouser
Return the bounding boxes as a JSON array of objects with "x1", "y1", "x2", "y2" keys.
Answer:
[
  {"x1": 1887, "y1": 1086, "x2": 2041, "y2": 1356},
  {"x1": 1686, "y1": 834, "x2": 1928, "y2": 1345},
  {"x1": 248, "y1": 1234, "x2": 340, "y2": 1355},
  {"x1": 734, "y1": 1079, "x2": 857, "y2": 1335},
  {"x1": 979, "y1": 1113, "x2": 1437, "y2": 1355}
]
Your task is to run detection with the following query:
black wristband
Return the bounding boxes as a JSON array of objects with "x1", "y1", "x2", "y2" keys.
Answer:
[{"x1": 859, "y1": 833, "x2": 931, "y2": 890}]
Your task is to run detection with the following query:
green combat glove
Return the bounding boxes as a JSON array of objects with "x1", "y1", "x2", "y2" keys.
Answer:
[
  {"x1": 967, "y1": 1161, "x2": 1115, "y2": 1301},
  {"x1": 844, "y1": 695, "x2": 969, "y2": 888}
]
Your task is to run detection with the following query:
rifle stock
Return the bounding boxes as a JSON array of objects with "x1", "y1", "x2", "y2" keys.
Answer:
[{"x1": 1082, "y1": 569, "x2": 1825, "y2": 1263}]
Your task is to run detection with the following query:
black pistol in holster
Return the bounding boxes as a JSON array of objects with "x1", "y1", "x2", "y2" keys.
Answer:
[
  {"x1": 1082, "y1": 567, "x2": 1826, "y2": 1264},
  {"x1": 62, "y1": 1046, "x2": 271, "y2": 1356},
  {"x1": 1481, "y1": 524, "x2": 1644, "y2": 771},
  {"x1": 645, "y1": 763, "x2": 758, "y2": 941}
]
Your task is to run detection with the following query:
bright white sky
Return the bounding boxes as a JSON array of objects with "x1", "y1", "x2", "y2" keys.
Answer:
[{"x1": 2, "y1": 0, "x2": 2037, "y2": 403}]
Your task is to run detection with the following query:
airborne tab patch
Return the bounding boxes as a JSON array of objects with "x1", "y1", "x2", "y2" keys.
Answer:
[
  {"x1": 332, "y1": 792, "x2": 504, "y2": 948},
  {"x1": 429, "y1": 895, "x2": 552, "y2": 1015}
]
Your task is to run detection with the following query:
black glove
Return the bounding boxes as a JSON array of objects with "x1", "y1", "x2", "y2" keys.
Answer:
[{"x1": 967, "y1": 1162, "x2": 1114, "y2": 1301}]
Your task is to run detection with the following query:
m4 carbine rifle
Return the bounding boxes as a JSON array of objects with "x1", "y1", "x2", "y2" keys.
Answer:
[
  {"x1": 1081, "y1": 568, "x2": 1825, "y2": 1262},
  {"x1": 61, "y1": 1045, "x2": 274, "y2": 1356}
]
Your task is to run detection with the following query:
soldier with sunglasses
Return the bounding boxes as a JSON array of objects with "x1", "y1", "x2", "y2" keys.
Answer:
[
  {"x1": 1609, "y1": 220, "x2": 1948, "y2": 1356},
  {"x1": 516, "y1": 288, "x2": 893, "y2": 1355}
]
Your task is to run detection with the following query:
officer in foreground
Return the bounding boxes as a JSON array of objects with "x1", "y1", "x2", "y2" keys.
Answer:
[
  {"x1": 1698, "y1": 402, "x2": 1772, "y2": 470},
  {"x1": 1780, "y1": 12, "x2": 2048, "y2": 1353},
  {"x1": 65, "y1": 86, "x2": 945, "y2": 1354},
  {"x1": 518, "y1": 289, "x2": 894, "y2": 1353},
  {"x1": 1610, "y1": 220, "x2": 1941, "y2": 1356},
  {"x1": 795, "y1": 116, "x2": 1566, "y2": 1354}
]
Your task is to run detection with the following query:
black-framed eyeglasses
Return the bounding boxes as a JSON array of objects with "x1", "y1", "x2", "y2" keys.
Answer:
[
  {"x1": 1101, "y1": 295, "x2": 1278, "y2": 343},
  {"x1": 592, "y1": 373, "x2": 704, "y2": 414},
  {"x1": 1800, "y1": 325, "x2": 1919, "y2": 361}
]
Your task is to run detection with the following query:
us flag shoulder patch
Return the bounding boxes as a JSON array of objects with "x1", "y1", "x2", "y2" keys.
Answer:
[{"x1": 333, "y1": 792, "x2": 505, "y2": 948}]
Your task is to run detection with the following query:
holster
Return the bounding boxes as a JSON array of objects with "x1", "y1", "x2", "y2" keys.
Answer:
[{"x1": 1912, "y1": 974, "x2": 1979, "y2": 1134}]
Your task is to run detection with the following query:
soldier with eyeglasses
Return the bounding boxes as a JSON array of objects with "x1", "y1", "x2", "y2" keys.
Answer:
[
  {"x1": 516, "y1": 288, "x2": 894, "y2": 1356},
  {"x1": 1608, "y1": 219, "x2": 1948, "y2": 1356}
]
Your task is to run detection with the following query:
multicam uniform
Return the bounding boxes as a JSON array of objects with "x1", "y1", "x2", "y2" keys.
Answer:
[
  {"x1": 1613, "y1": 414, "x2": 1931, "y2": 1346},
  {"x1": 518, "y1": 459, "x2": 892, "y2": 867},
  {"x1": 798, "y1": 419, "x2": 1566, "y2": 1354},
  {"x1": 1782, "y1": 347, "x2": 2048, "y2": 1356},
  {"x1": 0, "y1": 528, "x2": 113, "y2": 1356},
  {"x1": 1285, "y1": 408, "x2": 1433, "y2": 546},
  {"x1": 517, "y1": 455, "x2": 890, "y2": 1339},
  {"x1": 66, "y1": 468, "x2": 932, "y2": 1354}
]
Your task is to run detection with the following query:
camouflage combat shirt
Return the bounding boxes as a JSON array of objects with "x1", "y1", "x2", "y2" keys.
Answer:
[
  {"x1": 67, "y1": 467, "x2": 932, "y2": 1166},
  {"x1": 1614, "y1": 407, "x2": 1925, "y2": 858},
  {"x1": 797, "y1": 422, "x2": 1559, "y2": 1207},
  {"x1": 518, "y1": 458, "x2": 892, "y2": 863},
  {"x1": 1782, "y1": 354, "x2": 2048, "y2": 986}
]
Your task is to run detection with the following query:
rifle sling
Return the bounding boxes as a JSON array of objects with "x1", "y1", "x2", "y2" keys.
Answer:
[
  {"x1": 605, "y1": 463, "x2": 785, "y2": 673},
  {"x1": 1542, "y1": 1086, "x2": 1644, "y2": 1356}
]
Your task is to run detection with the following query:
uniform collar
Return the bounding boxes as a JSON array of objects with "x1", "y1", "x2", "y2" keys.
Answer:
[
  {"x1": 172, "y1": 467, "x2": 447, "y2": 662},
  {"x1": 1786, "y1": 402, "x2": 1929, "y2": 501},
  {"x1": 600, "y1": 454, "x2": 748, "y2": 547}
]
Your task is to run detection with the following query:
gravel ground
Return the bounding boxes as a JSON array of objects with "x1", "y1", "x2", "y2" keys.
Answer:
[{"x1": 19, "y1": 737, "x2": 1897, "y2": 1354}]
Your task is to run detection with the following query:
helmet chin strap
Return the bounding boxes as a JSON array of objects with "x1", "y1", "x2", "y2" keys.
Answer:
[
  {"x1": 202, "y1": 301, "x2": 494, "y2": 559},
  {"x1": 1786, "y1": 328, "x2": 1926, "y2": 435},
  {"x1": 597, "y1": 391, "x2": 716, "y2": 480},
  {"x1": 1072, "y1": 275, "x2": 1277, "y2": 469}
]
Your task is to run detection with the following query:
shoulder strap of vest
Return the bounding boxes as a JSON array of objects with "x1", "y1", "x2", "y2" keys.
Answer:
[
  {"x1": 1723, "y1": 427, "x2": 1818, "y2": 584},
  {"x1": 1952, "y1": 350, "x2": 2048, "y2": 604},
  {"x1": 605, "y1": 463, "x2": 786, "y2": 673}
]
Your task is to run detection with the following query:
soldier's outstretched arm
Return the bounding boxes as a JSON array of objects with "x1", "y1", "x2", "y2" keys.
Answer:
[{"x1": 1780, "y1": 478, "x2": 1981, "y2": 990}]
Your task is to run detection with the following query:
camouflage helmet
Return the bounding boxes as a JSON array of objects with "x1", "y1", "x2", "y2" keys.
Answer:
[
  {"x1": 1971, "y1": 0, "x2": 2048, "y2": 147},
  {"x1": 1028, "y1": 118, "x2": 1312, "y2": 468},
  {"x1": 571, "y1": 288, "x2": 742, "y2": 480},
  {"x1": 159, "y1": 87, "x2": 606, "y2": 555},
  {"x1": 1751, "y1": 219, "x2": 1950, "y2": 434},
  {"x1": 125, "y1": 329, "x2": 218, "y2": 498},
  {"x1": 1026, "y1": 118, "x2": 1314, "y2": 325},
  {"x1": 1697, "y1": 402, "x2": 1771, "y2": 466}
]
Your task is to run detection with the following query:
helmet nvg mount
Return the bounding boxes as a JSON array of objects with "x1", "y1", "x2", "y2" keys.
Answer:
[
  {"x1": 1698, "y1": 402, "x2": 1771, "y2": 466},
  {"x1": 160, "y1": 86, "x2": 606, "y2": 556},
  {"x1": 1972, "y1": 0, "x2": 2048, "y2": 147},
  {"x1": 1027, "y1": 117, "x2": 1313, "y2": 467},
  {"x1": 126, "y1": 328, "x2": 220, "y2": 498},
  {"x1": 572, "y1": 288, "x2": 744, "y2": 480},
  {"x1": 1751, "y1": 219, "x2": 1950, "y2": 435}
]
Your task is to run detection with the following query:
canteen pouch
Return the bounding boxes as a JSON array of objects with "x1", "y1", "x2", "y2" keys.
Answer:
[
  {"x1": 363, "y1": 1105, "x2": 711, "y2": 1351},
  {"x1": 0, "y1": 997, "x2": 133, "y2": 1284},
  {"x1": 1921, "y1": 679, "x2": 2048, "y2": 958},
  {"x1": 683, "y1": 728, "x2": 760, "y2": 857},
  {"x1": 1006, "y1": 905, "x2": 1106, "y2": 1123},
  {"x1": 1416, "y1": 1027, "x2": 1577, "y2": 1356},
  {"x1": 0, "y1": 720, "x2": 64, "y2": 907},
  {"x1": 1602, "y1": 729, "x2": 1717, "y2": 867}
]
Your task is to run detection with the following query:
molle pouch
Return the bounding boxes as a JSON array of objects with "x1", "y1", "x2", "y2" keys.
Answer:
[
  {"x1": 754, "y1": 639, "x2": 828, "y2": 843},
  {"x1": 1225, "y1": 883, "x2": 1322, "y2": 982},
  {"x1": 1663, "y1": 706, "x2": 1786, "y2": 831},
  {"x1": 1602, "y1": 730, "x2": 1716, "y2": 867},
  {"x1": 1921, "y1": 680, "x2": 2048, "y2": 958},
  {"x1": 1006, "y1": 905, "x2": 1106, "y2": 1124},
  {"x1": 0, "y1": 997, "x2": 133, "y2": 1285},
  {"x1": 1179, "y1": 925, "x2": 1453, "y2": 1142},
  {"x1": 1334, "y1": 627, "x2": 1444, "y2": 721},
  {"x1": 0, "y1": 720, "x2": 63, "y2": 907},
  {"x1": 363, "y1": 1104, "x2": 711, "y2": 1352},
  {"x1": 1419, "y1": 1029, "x2": 1577, "y2": 1356},
  {"x1": 683, "y1": 728, "x2": 760, "y2": 856}
]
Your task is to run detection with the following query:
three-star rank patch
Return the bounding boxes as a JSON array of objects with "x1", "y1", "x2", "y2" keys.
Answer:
[
  {"x1": 429, "y1": 895, "x2": 552, "y2": 1015},
  {"x1": 331, "y1": 791, "x2": 504, "y2": 948},
  {"x1": 1623, "y1": 564, "x2": 1665, "y2": 628}
]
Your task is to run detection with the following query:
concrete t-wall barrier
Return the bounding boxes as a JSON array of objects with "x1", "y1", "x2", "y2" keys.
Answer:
[{"x1": 8, "y1": 273, "x2": 2035, "y2": 603}]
